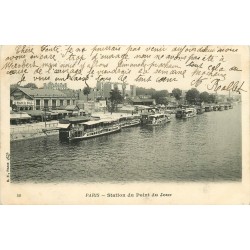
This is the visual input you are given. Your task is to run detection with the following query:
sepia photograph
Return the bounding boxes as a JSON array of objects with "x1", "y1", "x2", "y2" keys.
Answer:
[{"x1": 0, "y1": 45, "x2": 249, "y2": 204}]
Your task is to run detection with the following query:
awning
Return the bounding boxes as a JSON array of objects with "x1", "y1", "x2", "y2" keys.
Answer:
[
  {"x1": 26, "y1": 110, "x2": 47, "y2": 116},
  {"x1": 134, "y1": 105, "x2": 151, "y2": 109},
  {"x1": 57, "y1": 123, "x2": 70, "y2": 129},
  {"x1": 65, "y1": 105, "x2": 79, "y2": 111},
  {"x1": 120, "y1": 106, "x2": 135, "y2": 111},
  {"x1": 56, "y1": 110, "x2": 69, "y2": 114},
  {"x1": 10, "y1": 113, "x2": 31, "y2": 120}
]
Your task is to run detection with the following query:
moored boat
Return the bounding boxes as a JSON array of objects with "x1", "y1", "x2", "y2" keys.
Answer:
[
  {"x1": 196, "y1": 106, "x2": 205, "y2": 114},
  {"x1": 213, "y1": 105, "x2": 219, "y2": 111},
  {"x1": 175, "y1": 108, "x2": 185, "y2": 118},
  {"x1": 205, "y1": 106, "x2": 213, "y2": 112},
  {"x1": 119, "y1": 115, "x2": 141, "y2": 128},
  {"x1": 176, "y1": 108, "x2": 196, "y2": 118},
  {"x1": 218, "y1": 105, "x2": 225, "y2": 111},
  {"x1": 165, "y1": 104, "x2": 177, "y2": 114},
  {"x1": 141, "y1": 113, "x2": 171, "y2": 126},
  {"x1": 58, "y1": 117, "x2": 121, "y2": 141},
  {"x1": 182, "y1": 108, "x2": 197, "y2": 118}
]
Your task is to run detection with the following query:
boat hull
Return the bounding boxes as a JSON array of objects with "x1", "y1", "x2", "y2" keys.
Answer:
[
  {"x1": 146, "y1": 121, "x2": 170, "y2": 126},
  {"x1": 121, "y1": 120, "x2": 140, "y2": 128},
  {"x1": 182, "y1": 114, "x2": 196, "y2": 119},
  {"x1": 145, "y1": 118, "x2": 170, "y2": 126},
  {"x1": 68, "y1": 126, "x2": 121, "y2": 141}
]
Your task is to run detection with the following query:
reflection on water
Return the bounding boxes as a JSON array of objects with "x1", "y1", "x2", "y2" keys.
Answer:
[{"x1": 11, "y1": 105, "x2": 241, "y2": 183}]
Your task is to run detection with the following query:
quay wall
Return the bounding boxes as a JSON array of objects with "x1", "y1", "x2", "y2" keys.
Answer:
[{"x1": 10, "y1": 121, "x2": 59, "y2": 142}]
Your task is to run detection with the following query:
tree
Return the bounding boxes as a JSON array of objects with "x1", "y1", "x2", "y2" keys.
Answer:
[
  {"x1": 157, "y1": 97, "x2": 168, "y2": 105},
  {"x1": 109, "y1": 87, "x2": 123, "y2": 112},
  {"x1": 199, "y1": 91, "x2": 210, "y2": 103},
  {"x1": 136, "y1": 87, "x2": 156, "y2": 97},
  {"x1": 152, "y1": 90, "x2": 169, "y2": 104},
  {"x1": 23, "y1": 83, "x2": 38, "y2": 89},
  {"x1": 208, "y1": 94, "x2": 216, "y2": 103},
  {"x1": 186, "y1": 88, "x2": 200, "y2": 104},
  {"x1": 172, "y1": 88, "x2": 182, "y2": 100},
  {"x1": 83, "y1": 86, "x2": 91, "y2": 101},
  {"x1": 10, "y1": 83, "x2": 19, "y2": 93}
]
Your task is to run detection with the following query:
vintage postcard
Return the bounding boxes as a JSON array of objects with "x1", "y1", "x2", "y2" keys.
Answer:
[{"x1": 0, "y1": 45, "x2": 249, "y2": 204}]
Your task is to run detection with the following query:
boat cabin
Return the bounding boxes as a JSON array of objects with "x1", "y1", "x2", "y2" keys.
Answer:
[
  {"x1": 58, "y1": 117, "x2": 120, "y2": 141},
  {"x1": 142, "y1": 113, "x2": 170, "y2": 126}
]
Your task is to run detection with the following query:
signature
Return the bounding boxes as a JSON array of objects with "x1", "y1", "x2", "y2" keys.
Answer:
[{"x1": 207, "y1": 79, "x2": 247, "y2": 94}]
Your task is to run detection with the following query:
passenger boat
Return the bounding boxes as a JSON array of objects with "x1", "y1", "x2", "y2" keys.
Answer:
[
  {"x1": 176, "y1": 108, "x2": 197, "y2": 118},
  {"x1": 165, "y1": 105, "x2": 177, "y2": 114},
  {"x1": 175, "y1": 109, "x2": 185, "y2": 118},
  {"x1": 182, "y1": 108, "x2": 197, "y2": 118},
  {"x1": 213, "y1": 105, "x2": 219, "y2": 111},
  {"x1": 58, "y1": 117, "x2": 121, "y2": 141},
  {"x1": 218, "y1": 105, "x2": 225, "y2": 111},
  {"x1": 141, "y1": 113, "x2": 171, "y2": 126},
  {"x1": 196, "y1": 106, "x2": 205, "y2": 114},
  {"x1": 119, "y1": 115, "x2": 141, "y2": 128},
  {"x1": 205, "y1": 106, "x2": 213, "y2": 112}
]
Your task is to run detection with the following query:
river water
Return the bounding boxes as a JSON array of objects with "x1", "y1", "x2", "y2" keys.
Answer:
[{"x1": 10, "y1": 104, "x2": 242, "y2": 183}]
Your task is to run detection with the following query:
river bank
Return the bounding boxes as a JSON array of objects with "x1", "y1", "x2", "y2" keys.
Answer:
[
  {"x1": 10, "y1": 121, "x2": 58, "y2": 141},
  {"x1": 10, "y1": 113, "x2": 126, "y2": 142}
]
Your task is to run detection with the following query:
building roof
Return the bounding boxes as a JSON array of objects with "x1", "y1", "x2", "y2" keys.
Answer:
[
  {"x1": 132, "y1": 99, "x2": 155, "y2": 103},
  {"x1": 57, "y1": 123, "x2": 70, "y2": 129},
  {"x1": 65, "y1": 105, "x2": 79, "y2": 111},
  {"x1": 17, "y1": 87, "x2": 67, "y2": 98},
  {"x1": 60, "y1": 89, "x2": 78, "y2": 98}
]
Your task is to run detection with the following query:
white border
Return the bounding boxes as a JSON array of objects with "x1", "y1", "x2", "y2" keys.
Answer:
[{"x1": 1, "y1": 1, "x2": 250, "y2": 250}]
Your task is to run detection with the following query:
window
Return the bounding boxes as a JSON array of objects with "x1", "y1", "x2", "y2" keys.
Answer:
[
  {"x1": 60, "y1": 100, "x2": 64, "y2": 106},
  {"x1": 52, "y1": 99, "x2": 56, "y2": 109},
  {"x1": 36, "y1": 99, "x2": 40, "y2": 110},
  {"x1": 44, "y1": 99, "x2": 49, "y2": 108},
  {"x1": 73, "y1": 100, "x2": 75, "y2": 105},
  {"x1": 67, "y1": 100, "x2": 70, "y2": 105}
]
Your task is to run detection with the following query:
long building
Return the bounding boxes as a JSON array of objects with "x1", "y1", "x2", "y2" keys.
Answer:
[
  {"x1": 10, "y1": 87, "x2": 77, "y2": 111},
  {"x1": 96, "y1": 82, "x2": 136, "y2": 99}
]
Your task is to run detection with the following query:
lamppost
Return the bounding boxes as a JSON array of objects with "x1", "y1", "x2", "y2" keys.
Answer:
[{"x1": 42, "y1": 107, "x2": 48, "y2": 128}]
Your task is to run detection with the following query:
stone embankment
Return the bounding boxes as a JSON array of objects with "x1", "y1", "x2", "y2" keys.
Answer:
[{"x1": 10, "y1": 121, "x2": 59, "y2": 141}]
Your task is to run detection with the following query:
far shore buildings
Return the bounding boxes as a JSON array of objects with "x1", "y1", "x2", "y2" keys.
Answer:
[
  {"x1": 10, "y1": 82, "x2": 239, "y2": 119},
  {"x1": 43, "y1": 82, "x2": 68, "y2": 90},
  {"x1": 10, "y1": 82, "x2": 137, "y2": 112},
  {"x1": 96, "y1": 82, "x2": 136, "y2": 99}
]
